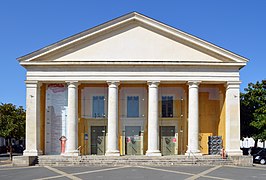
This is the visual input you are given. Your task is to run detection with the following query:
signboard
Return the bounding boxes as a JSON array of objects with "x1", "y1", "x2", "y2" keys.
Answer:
[
  {"x1": 173, "y1": 138, "x2": 177, "y2": 143},
  {"x1": 45, "y1": 84, "x2": 68, "y2": 155},
  {"x1": 126, "y1": 137, "x2": 131, "y2": 143},
  {"x1": 84, "y1": 133, "x2": 89, "y2": 140}
]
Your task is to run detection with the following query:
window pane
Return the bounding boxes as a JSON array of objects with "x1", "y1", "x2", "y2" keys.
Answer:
[
  {"x1": 92, "y1": 96, "x2": 105, "y2": 118},
  {"x1": 127, "y1": 96, "x2": 139, "y2": 117},
  {"x1": 162, "y1": 96, "x2": 173, "y2": 117},
  {"x1": 162, "y1": 97, "x2": 167, "y2": 117},
  {"x1": 92, "y1": 96, "x2": 98, "y2": 117}
]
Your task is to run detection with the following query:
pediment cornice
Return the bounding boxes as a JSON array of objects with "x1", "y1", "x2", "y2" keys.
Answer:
[{"x1": 17, "y1": 12, "x2": 248, "y2": 65}]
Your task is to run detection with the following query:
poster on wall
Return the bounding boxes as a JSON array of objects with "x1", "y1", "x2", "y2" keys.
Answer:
[{"x1": 45, "y1": 84, "x2": 68, "y2": 155}]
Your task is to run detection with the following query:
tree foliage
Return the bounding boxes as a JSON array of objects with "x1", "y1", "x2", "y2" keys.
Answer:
[
  {"x1": 240, "y1": 80, "x2": 266, "y2": 142},
  {"x1": 0, "y1": 103, "x2": 26, "y2": 140}
]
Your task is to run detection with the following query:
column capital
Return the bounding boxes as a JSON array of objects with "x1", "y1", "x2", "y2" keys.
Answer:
[
  {"x1": 187, "y1": 81, "x2": 201, "y2": 88},
  {"x1": 25, "y1": 80, "x2": 42, "y2": 88},
  {"x1": 107, "y1": 81, "x2": 120, "y2": 87},
  {"x1": 147, "y1": 81, "x2": 160, "y2": 87},
  {"x1": 225, "y1": 81, "x2": 241, "y2": 90},
  {"x1": 66, "y1": 81, "x2": 80, "y2": 87}
]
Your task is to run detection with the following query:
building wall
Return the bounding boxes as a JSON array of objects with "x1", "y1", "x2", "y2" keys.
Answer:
[
  {"x1": 78, "y1": 84, "x2": 108, "y2": 155},
  {"x1": 119, "y1": 84, "x2": 148, "y2": 155},
  {"x1": 39, "y1": 82, "x2": 225, "y2": 155},
  {"x1": 159, "y1": 84, "x2": 187, "y2": 155},
  {"x1": 198, "y1": 85, "x2": 225, "y2": 154}
]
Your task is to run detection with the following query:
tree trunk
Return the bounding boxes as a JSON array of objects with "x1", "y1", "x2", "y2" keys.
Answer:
[
  {"x1": 8, "y1": 138, "x2": 12, "y2": 161},
  {"x1": 254, "y1": 139, "x2": 258, "y2": 148}
]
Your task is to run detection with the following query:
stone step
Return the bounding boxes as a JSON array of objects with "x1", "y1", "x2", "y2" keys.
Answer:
[{"x1": 38, "y1": 155, "x2": 234, "y2": 166}]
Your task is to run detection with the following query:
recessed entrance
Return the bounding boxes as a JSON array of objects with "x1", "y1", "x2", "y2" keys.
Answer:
[
  {"x1": 91, "y1": 126, "x2": 106, "y2": 155},
  {"x1": 125, "y1": 126, "x2": 142, "y2": 155},
  {"x1": 160, "y1": 126, "x2": 176, "y2": 155}
]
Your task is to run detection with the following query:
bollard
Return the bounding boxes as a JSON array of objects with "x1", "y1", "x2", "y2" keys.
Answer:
[
  {"x1": 59, "y1": 136, "x2": 67, "y2": 154},
  {"x1": 221, "y1": 148, "x2": 226, "y2": 159}
]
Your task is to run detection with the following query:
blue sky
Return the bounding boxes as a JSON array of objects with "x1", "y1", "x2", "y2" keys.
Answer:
[{"x1": 0, "y1": 1, "x2": 265, "y2": 107}]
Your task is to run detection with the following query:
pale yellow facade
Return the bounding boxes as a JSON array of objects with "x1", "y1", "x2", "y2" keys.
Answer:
[
  {"x1": 18, "y1": 12, "x2": 247, "y2": 157},
  {"x1": 38, "y1": 83, "x2": 226, "y2": 155}
]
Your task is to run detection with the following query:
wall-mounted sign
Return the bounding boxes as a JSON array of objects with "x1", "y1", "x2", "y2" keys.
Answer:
[
  {"x1": 173, "y1": 138, "x2": 177, "y2": 143},
  {"x1": 84, "y1": 133, "x2": 89, "y2": 140},
  {"x1": 48, "y1": 84, "x2": 67, "y2": 93},
  {"x1": 126, "y1": 137, "x2": 131, "y2": 143}
]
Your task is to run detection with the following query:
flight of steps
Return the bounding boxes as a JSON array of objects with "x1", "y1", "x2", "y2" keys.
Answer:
[{"x1": 38, "y1": 155, "x2": 234, "y2": 166}]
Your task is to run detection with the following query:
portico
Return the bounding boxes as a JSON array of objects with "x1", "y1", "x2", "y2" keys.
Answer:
[{"x1": 18, "y1": 12, "x2": 247, "y2": 157}]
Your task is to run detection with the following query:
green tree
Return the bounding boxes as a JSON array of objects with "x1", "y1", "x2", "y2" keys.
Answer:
[
  {"x1": 0, "y1": 103, "x2": 26, "y2": 159},
  {"x1": 240, "y1": 80, "x2": 266, "y2": 146}
]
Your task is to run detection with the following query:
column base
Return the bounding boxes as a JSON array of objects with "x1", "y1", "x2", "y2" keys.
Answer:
[
  {"x1": 13, "y1": 156, "x2": 38, "y2": 166},
  {"x1": 226, "y1": 149, "x2": 243, "y2": 156},
  {"x1": 23, "y1": 150, "x2": 43, "y2": 156},
  {"x1": 146, "y1": 150, "x2": 162, "y2": 156},
  {"x1": 63, "y1": 150, "x2": 79, "y2": 156},
  {"x1": 105, "y1": 150, "x2": 120, "y2": 156}
]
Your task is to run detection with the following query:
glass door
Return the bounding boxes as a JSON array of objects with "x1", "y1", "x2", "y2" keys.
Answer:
[
  {"x1": 91, "y1": 126, "x2": 106, "y2": 155},
  {"x1": 160, "y1": 126, "x2": 176, "y2": 155},
  {"x1": 125, "y1": 126, "x2": 142, "y2": 155}
]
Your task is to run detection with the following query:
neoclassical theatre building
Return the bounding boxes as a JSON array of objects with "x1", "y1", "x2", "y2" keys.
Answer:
[{"x1": 18, "y1": 12, "x2": 247, "y2": 157}]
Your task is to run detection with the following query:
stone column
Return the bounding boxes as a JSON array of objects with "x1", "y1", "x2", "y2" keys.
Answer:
[
  {"x1": 146, "y1": 81, "x2": 161, "y2": 156},
  {"x1": 186, "y1": 81, "x2": 201, "y2": 155},
  {"x1": 23, "y1": 81, "x2": 42, "y2": 156},
  {"x1": 225, "y1": 81, "x2": 242, "y2": 156},
  {"x1": 105, "y1": 81, "x2": 120, "y2": 156},
  {"x1": 65, "y1": 81, "x2": 79, "y2": 156}
]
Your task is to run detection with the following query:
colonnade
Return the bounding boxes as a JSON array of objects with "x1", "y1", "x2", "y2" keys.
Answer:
[{"x1": 23, "y1": 80, "x2": 242, "y2": 156}]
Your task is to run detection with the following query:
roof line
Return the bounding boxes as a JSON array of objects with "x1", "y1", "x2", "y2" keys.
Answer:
[
  {"x1": 17, "y1": 11, "x2": 249, "y2": 63},
  {"x1": 135, "y1": 12, "x2": 249, "y2": 62},
  {"x1": 17, "y1": 11, "x2": 136, "y2": 61}
]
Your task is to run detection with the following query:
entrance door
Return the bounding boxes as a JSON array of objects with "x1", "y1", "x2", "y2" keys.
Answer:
[
  {"x1": 160, "y1": 126, "x2": 175, "y2": 155},
  {"x1": 125, "y1": 126, "x2": 141, "y2": 155},
  {"x1": 91, "y1": 126, "x2": 106, "y2": 155}
]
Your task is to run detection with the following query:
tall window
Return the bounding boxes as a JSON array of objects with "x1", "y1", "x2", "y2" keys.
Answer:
[
  {"x1": 92, "y1": 96, "x2": 105, "y2": 118},
  {"x1": 127, "y1": 96, "x2": 139, "y2": 117},
  {"x1": 162, "y1": 96, "x2": 173, "y2": 117}
]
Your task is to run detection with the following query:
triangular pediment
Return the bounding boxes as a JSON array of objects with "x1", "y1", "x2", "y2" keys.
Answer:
[
  {"x1": 18, "y1": 12, "x2": 248, "y2": 65},
  {"x1": 38, "y1": 24, "x2": 224, "y2": 63}
]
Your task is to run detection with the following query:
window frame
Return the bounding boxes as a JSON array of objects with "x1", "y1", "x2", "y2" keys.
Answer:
[
  {"x1": 126, "y1": 95, "x2": 140, "y2": 118},
  {"x1": 92, "y1": 95, "x2": 106, "y2": 118},
  {"x1": 161, "y1": 95, "x2": 174, "y2": 118}
]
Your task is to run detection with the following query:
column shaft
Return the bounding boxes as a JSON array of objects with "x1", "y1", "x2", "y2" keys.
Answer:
[
  {"x1": 186, "y1": 81, "x2": 201, "y2": 155},
  {"x1": 106, "y1": 81, "x2": 120, "y2": 156},
  {"x1": 146, "y1": 81, "x2": 161, "y2": 156},
  {"x1": 23, "y1": 81, "x2": 42, "y2": 156},
  {"x1": 65, "y1": 81, "x2": 79, "y2": 156},
  {"x1": 225, "y1": 81, "x2": 242, "y2": 156}
]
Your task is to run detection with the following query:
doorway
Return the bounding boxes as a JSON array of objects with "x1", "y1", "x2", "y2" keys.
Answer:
[
  {"x1": 160, "y1": 126, "x2": 176, "y2": 155},
  {"x1": 125, "y1": 126, "x2": 142, "y2": 155},
  {"x1": 91, "y1": 126, "x2": 106, "y2": 155}
]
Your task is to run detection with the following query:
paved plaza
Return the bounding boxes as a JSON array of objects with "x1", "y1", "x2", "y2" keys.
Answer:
[{"x1": 0, "y1": 165, "x2": 265, "y2": 180}]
